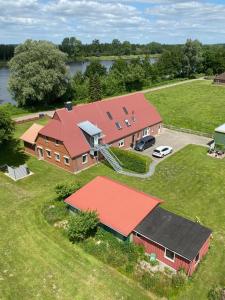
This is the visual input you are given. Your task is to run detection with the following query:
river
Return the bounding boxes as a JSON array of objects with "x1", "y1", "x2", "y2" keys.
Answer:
[{"x1": 0, "y1": 58, "x2": 156, "y2": 105}]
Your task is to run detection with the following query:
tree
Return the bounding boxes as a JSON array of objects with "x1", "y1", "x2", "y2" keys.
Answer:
[
  {"x1": 8, "y1": 39, "x2": 68, "y2": 106},
  {"x1": 85, "y1": 60, "x2": 107, "y2": 77},
  {"x1": 67, "y1": 211, "x2": 99, "y2": 242},
  {"x1": 60, "y1": 37, "x2": 82, "y2": 57},
  {"x1": 182, "y1": 39, "x2": 203, "y2": 77},
  {"x1": 88, "y1": 74, "x2": 102, "y2": 102},
  {"x1": 55, "y1": 182, "x2": 81, "y2": 200},
  {"x1": 0, "y1": 109, "x2": 15, "y2": 144}
]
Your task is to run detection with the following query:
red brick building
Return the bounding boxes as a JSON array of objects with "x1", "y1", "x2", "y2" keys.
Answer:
[
  {"x1": 65, "y1": 176, "x2": 212, "y2": 276},
  {"x1": 21, "y1": 93, "x2": 162, "y2": 173}
]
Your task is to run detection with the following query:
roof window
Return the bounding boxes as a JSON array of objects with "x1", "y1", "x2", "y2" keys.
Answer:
[
  {"x1": 123, "y1": 107, "x2": 128, "y2": 115},
  {"x1": 125, "y1": 119, "x2": 131, "y2": 127},
  {"x1": 106, "y1": 111, "x2": 113, "y2": 120},
  {"x1": 115, "y1": 121, "x2": 122, "y2": 130}
]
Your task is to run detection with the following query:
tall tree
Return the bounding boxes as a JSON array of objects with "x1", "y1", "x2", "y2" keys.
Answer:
[
  {"x1": 0, "y1": 109, "x2": 15, "y2": 144},
  {"x1": 89, "y1": 74, "x2": 102, "y2": 102},
  {"x1": 85, "y1": 60, "x2": 107, "y2": 77},
  {"x1": 8, "y1": 40, "x2": 68, "y2": 106},
  {"x1": 182, "y1": 39, "x2": 203, "y2": 77},
  {"x1": 60, "y1": 37, "x2": 82, "y2": 57}
]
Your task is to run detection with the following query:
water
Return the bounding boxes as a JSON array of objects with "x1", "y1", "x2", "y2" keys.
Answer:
[{"x1": 0, "y1": 58, "x2": 157, "y2": 105}]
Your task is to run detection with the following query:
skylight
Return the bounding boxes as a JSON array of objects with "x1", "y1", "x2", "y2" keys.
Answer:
[
  {"x1": 123, "y1": 107, "x2": 128, "y2": 115},
  {"x1": 125, "y1": 119, "x2": 131, "y2": 127},
  {"x1": 115, "y1": 121, "x2": 122, "y2": 130},
  {"x1": 107, "y1": 111, "x2": 113, "y2": 120}
]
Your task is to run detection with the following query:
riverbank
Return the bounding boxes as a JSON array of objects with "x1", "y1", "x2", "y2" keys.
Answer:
[{"x1": 70, "y1": 54, "x2": 160, "y2": 62}]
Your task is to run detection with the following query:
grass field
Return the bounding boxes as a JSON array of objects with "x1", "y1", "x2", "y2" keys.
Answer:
[
  {"x1": 146, "y1": 79, "x2": 225, "y2": 134},
  {"x1": 0, "y1": 121, "x2": 225, "y2": 299}
]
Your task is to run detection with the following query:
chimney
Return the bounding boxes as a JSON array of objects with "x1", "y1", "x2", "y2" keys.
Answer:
[{"x1": 65, "y1": 101, "x2": 73, "y2": 111}]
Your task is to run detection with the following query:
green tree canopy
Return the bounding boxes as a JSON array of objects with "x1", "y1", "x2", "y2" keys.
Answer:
[
  {"x1": 9, "y1": 39, "x2": 69, "y2": 106},
  {"x1": 67, "y1": 211, "x2": 99, "y2": 242},
  {"x1": 182, "y1": 39, "x2": 203, "y2": 77},
  {"x1": 85, "y1": 60, "x2": 107, "y2": 78},
  {"x1": 0, "y1": 109, "x2": 15, "y2": 144},
  {"x1": 89, "y1": 74, "x2": 102, "y2": 102},
  {"x1": 60, "y1": 37, "x2": 82, "y2": 57}
]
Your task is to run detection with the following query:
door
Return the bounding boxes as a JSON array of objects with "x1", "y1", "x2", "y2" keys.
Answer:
[
  {"x1": 131, "y1": 135, "x2": 135, "y2": 148},
  {"x1": 37, "y1": 147, "x2": 43, "y2": 159}
]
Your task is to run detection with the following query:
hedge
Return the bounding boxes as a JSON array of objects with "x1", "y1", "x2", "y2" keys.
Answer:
[{"x1": 111, "y1": 147, "x2": 151, "y2": 173}]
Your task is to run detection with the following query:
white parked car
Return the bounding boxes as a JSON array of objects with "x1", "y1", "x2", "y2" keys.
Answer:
[{"x1": 152, "y1": 146, "x2": 173, "y2": 158}]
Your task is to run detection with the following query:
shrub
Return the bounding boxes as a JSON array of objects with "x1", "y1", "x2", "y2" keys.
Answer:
[
  {"x1": 171, "y1": 269, "x2": 187, "y2": 288},
  {"x1": 67, "y1": 211, "x2": 99, "y2": 242},
  {"x1": 55, "y1": 181, "x2": 82, "y2": 200},
  {"x1": 111, "y1": 147, "x2": 151, "y2": 173},
  {"x1": 42, "y1": 201, "x2": 68, "y2": 224},
  {"x1": 208, "y1": 286, "x2": 225, "y2": 300}
]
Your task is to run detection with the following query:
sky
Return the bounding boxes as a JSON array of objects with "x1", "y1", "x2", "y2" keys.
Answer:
[{"x1": 1, "y1": 0, "x2": 225, "y2": 44}]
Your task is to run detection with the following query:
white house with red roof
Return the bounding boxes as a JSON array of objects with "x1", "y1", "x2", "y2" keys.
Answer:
[{"x1": 21, "y1": 93, "x2": 162, "y2": 173}]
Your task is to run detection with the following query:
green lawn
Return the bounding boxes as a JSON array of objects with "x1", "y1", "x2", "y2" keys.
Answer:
[
  {"x1": 1, "y1": 122, "x2": 225, "y2": 299},
  {"x1": 146, "y1": 80, "x2": 225, "y2": 134}
]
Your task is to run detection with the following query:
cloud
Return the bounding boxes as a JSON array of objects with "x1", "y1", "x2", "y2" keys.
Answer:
[{"x1": 0, "y1": 0, "x2": 225, "y2": 44}]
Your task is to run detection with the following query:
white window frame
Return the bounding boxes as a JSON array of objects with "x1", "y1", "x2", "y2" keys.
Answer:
[
  {"x1": 64, "y1": 156, "x2": 70, "y2": 165},
  {"x1": 55, "y1": 139, "x2": 59, "y2": 146},
  {"x1": 82, "y1": 154, "x2": 88, "y2": 164},
  {"x1": 55, "y1": 152, "x2": 60, "y2": 162},
  {"x1": 143, "y1": 127, "x2": 150, "y2": 137},
  {"x1": 46, "y1": 149, "x2": 51, "y2": 158},
  {"x1": 164, "y1": 248, "x2": 175, "y2": 262},
  {"x1": 125, "y1": 119, "x2": 131, "y2": 127},
  {"x1": 118, "y1": 139, "x2": 125, "y2": 148}
]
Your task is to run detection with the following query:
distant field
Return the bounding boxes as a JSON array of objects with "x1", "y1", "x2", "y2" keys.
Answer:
[{"x1": 146, "y1": 80, "x2": 225, "y2": 134}]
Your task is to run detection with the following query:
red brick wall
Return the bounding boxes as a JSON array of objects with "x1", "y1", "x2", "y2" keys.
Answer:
[{"x1": 23, "y1": 142, "x2": 36, "y2": 156}]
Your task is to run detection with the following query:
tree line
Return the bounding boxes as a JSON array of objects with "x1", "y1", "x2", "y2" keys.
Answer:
[{"x1": 6, "y1": 39, "x2": 225, "y2": 107}]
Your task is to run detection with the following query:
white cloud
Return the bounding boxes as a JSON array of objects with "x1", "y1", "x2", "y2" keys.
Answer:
[{"x1": 0, "y1": 0, "x2": 225, "y2": 44}]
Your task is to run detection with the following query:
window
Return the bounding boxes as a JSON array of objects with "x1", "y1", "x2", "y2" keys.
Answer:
[
  {"x1": 55, "y1": 152, "x2": 60, "y2": 161},
  {"x1": 195, "y1": 253, "x2": 200, "y2": 264},
  {"x1": 122, "y1": 106, "x2": 128, "y2": 115},
  {"x1": 46, "y1": 149, "x2": 51, "y2": 158},
  {"x1": 143, "y1": 127, "x2": 150, "y2": 137},
  {"x1": 106, "y1": 111, "x2": 113, "y2": 120},
  {"x1": 55, "y1": 139, "x2": 59, "y2": 146},
  {"x1": 45, "y1": 136, "x2": 49, "y2": 143},
  {"x1": 115, "y1": 121, "x2": 122, "y2": 130},
  {"x1": 125, "y1": 119, "x2": 131, "y2": 127},
  {"x1": 64, "y1": 156, "x2": 70, "y2": 165},
  {"x1": 131, "y1": 115, "x2": 136, "y2": 122},
  {"x1": 82, "y1": 154, "x2": 88, "y2": 164},
  {"x1": 118, "y1": 139, "x2": 125, "y2": 148},
  {"x1": 164, "y1": 249, "x2": 175, "y2": 262}
]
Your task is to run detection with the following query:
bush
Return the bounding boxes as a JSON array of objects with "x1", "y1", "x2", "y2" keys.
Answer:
[
  {"x1": 67, "y1": 211, "x2": 99, "y2": 242},
  {"x1": 111, "y1": 147, "x2": 151, "y2": 173},
  {"x1": 55, "y1": 181, "x2": 82, "y2": 200},
  {"x1": 42, "y1": 201, "x2": 68, "y2": 224},
  {"x1": 208, "y1": 286, "x2": 225, "y2": 300},
  {"x1": 171, "y1": 269, "x2": 187, "y2": 288}
]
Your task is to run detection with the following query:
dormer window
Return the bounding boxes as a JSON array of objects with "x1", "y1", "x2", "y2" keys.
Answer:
[
  {"x1": 106, "y1": 111, "x2": 113, "y2": 120},
  {"x1": 115, "y1": 121, "x2": 122, "y2": 130},
  {"x1": 125, "y1": 119, "x2": 131, "y2": 127},
  {"x1": 123, "y1": 107, "x2": 128, "y2": 115}
]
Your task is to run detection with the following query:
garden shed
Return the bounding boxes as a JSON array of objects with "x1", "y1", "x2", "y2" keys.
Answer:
[{"x1": 214, "y1": 124, "x2": 225, "y2": 150}]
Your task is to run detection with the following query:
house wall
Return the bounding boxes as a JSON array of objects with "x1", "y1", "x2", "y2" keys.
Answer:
[
  {"x1": 133, "y1": 234, "x2": 210, "y2": 276},
  {"x1": 214, "y1": 79, "x2": 225, "y2": 85},
  {"x1": 23, "y1": 141, "x2": 36, "y2": 156},
  {"x1": 214, "y1": 131, "x2": 225, "y2": 147},
  {"x1": 34, "y1": 122, "x2": 161, "y2": 173}
]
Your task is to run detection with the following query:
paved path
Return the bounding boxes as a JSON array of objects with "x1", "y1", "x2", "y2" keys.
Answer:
[{"x1": 13, "y1": 78, "x2": 203, "y2": 123}]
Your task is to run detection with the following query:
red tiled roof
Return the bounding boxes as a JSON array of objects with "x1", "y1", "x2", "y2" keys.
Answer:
[
  {"x1": 39, "y1": 93, "x2": 162, "y2": 157},
  {"x1": 64, "y1": 176, "x2": 162, "y2": 237},
  {"x1": 214, "y1": 72, "x2": 225, "y2": 80},
  {"x1": 20, "y1": 123, "x2": 44, "y2": 144}
]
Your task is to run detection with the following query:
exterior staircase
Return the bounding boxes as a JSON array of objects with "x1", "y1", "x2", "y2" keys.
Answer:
[{"x1": 96, "y1": 144, "x2": 123, "y2": 172}]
